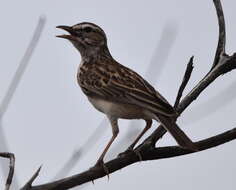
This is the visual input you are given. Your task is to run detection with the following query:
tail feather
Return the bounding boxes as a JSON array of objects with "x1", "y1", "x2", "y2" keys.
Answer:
[{"x1": 156, "y1": 114, "x2": 198, "y2": 151}]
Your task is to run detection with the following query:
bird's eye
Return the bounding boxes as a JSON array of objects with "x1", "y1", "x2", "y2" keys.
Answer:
[{"x1": 84, "y1": 27, "x2": 92, "y2": 33}]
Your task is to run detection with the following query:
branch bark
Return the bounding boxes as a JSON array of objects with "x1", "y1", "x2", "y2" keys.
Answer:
[
  {"x1": 174, "y1": 56, "x2": 194, "y2": 108},
  {"x1": 212, "y1": 0, "x2": 226, "y2": 68},
  {"x1": 0, "y1": 152, "x2": 15, "y2": 190},
  {"x1": 21, "y1": 166, "x2": 42, "y2": 190}
]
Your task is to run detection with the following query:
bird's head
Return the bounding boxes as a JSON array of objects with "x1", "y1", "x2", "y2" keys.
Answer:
[{"x1": 57, "y1": 22, "x2": 109, "y2": 57}]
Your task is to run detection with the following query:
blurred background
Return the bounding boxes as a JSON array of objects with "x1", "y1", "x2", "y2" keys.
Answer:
[{"x1": 0, "y1": 0, "x2": 236, "y2": 189}]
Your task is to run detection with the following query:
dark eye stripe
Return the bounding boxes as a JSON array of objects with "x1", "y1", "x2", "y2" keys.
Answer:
[{"x1": 74, "y1": 29, "x2": 82, "y2": 36}]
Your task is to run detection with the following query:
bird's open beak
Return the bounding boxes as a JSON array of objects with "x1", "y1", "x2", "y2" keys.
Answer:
[{"x1": 56, "y1": 25, "x2": 77, "y2": 41}]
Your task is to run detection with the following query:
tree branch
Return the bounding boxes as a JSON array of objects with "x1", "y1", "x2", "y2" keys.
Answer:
[
  {"x1": 142, "y1": 56, "x2": 195, "y2": 147},
  {"x1": 174, "y1": 56, "x2": 194, "y2": 108},
  {"x1": 139, "y1": 0, "x2": 234, "y2": 147},
  {"x1": 24, "y1": 126, "x2": 236, "y2": 190},
  {"x1": 21, "y1": 166, "x2": 42, "y2": 190},
  {"x1": 212, "y1": 0, "x2": 226, "y2": 68},
  {"x1": 0, "y1": 153, "x2": 15, "y2": 190},
  {"x1": 139, "y1": 47, "x2": 235, "y2": 149}
]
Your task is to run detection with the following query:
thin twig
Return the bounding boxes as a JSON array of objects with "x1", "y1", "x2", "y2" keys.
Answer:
[
  {"x1": 0, "y1": 152, "x2": 15, "y2": 190},
  {"x1": 139, "y1": 56, "x2": 194, "y2": 146},
  {"x1": 174, "y1": 56, "x2": 194, "y2": 108},
  {"x1": 21, "y1": 166, "x2": 42, "y2": 190},
  {"x1": 212, "y1": 0, "x2": 226, "y2": 68},
  {"x1": 177, "y1": 54, "x2": 233, "y2": 113}
]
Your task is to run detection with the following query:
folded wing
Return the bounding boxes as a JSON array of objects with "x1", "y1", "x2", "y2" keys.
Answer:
[{"x1": 78, "y1": 61, "x2": 177, "y2": 117}]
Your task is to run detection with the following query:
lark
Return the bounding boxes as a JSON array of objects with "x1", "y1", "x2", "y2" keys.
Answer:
[{"x1": 57, "y1": 22, "x2": 197, "y2": 166}]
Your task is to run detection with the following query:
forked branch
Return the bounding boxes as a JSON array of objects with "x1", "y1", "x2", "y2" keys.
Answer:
[{"x1": 139, "y1": 0, "x2": 232, "y2": 147}]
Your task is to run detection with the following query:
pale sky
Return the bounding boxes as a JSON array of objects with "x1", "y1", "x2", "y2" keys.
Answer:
[{"x1": 0, "y1": 0, "x2": 236, "y2": 190}]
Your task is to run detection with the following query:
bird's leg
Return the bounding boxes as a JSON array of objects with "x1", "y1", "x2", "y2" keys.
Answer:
[
  {"x1": 95, "y1": 134, "x2": 117, "y2": 165},
  {"x1": 119, "y1": 120, "x2": 152, "y2": 160},
  {"x1": 128, "y1": 120, "x2": 152, "y2": 150},
  {"x1": 95, "y1": 116, "x2": 119, "y2": 175}
]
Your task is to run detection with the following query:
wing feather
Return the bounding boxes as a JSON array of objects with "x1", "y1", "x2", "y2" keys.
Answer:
[{"x1": 78, "y1": 61, "x2": 176, "y2": 116}]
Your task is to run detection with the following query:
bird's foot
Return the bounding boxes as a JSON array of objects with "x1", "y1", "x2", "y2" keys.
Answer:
[{"x1": 94, "y1": 159, "x2": 110, "y2": 180}]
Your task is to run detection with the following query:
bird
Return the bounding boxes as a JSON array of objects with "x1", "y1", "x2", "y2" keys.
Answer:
[{"x1": 56, "y1": 22, "x2": 198, "y2": 166}]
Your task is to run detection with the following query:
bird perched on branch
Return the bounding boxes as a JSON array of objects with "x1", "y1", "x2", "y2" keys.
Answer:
[{"x1": 57, "y1": 22, "x2": 197, "y2": 167}]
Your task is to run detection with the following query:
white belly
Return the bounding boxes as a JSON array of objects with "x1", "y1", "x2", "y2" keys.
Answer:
[
  {"x1": 87, "y1": 96, "x2": 153, "y2": 120},
  {"x1": 88, "y1": 97, "x2": 114, "y2": 114}
]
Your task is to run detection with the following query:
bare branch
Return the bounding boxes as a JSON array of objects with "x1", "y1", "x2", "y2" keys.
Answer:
[
  {"x1": 0, "y1": 152, "x2": 15, "y2": 190},
  {"x1": 212, "y1": 0, "x2": 226, "y2": 68},
  {"x1": 25, "y1": 126, "x2": 236, "y2": 190},
  {"x1": 140, "y1": 52, "x2": 236, "y2": 147},
  {"x1": 174, "y1": 56, "x2": 194, "y2": 108},
  {"x1": 139, "y1": 0, "x2": 233, "y2": 146},
  {"x1": 21, "y1": 166, "x2": 42, "y2": 190},
  {"x1": 177, "y1": 54, "x2": 233, "y2": 113},
  {"x1": 138, "y1": 56, "x2": 195, "y2": 147}
]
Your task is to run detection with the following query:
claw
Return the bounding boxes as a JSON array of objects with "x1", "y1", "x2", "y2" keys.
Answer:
[{"x1": 95, "y1": 160, "x2": 110, "y2": 180}]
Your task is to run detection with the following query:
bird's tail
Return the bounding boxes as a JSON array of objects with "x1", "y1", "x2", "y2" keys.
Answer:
[{"x1": 156, "y1": 114, "x2": 198, "y2": 151}]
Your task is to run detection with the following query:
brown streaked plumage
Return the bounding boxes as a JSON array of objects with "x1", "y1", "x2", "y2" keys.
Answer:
[{"x1": 57, "y1": 22, "x2": 198, "y2": 166}]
